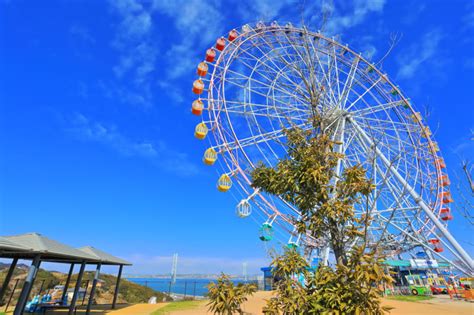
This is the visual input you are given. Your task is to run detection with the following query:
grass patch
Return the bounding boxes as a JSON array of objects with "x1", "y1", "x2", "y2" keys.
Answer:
[
  {"x1": 152, "y1": 300, "x2": 205, "y2": 314},
  {"x1": 386, "y1": 295, "x2": 433, "y2": 302}
]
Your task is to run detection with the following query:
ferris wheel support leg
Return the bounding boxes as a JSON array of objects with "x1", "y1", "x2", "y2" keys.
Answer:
[
  {"x1": 349, "y1": 117, "x2": 474, "y2": 273},
  {"x1": 321, "y1": 117, "x2": 347, "y2": 266}
]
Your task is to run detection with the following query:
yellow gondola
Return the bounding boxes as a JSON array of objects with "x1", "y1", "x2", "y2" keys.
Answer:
[
  {"x1": 203, "y1": 148, "x2": 217, "y2": 165},
  {"x1": 410, "y1": 112, "x2": 422, "y2": 122},
  {"x1": 194, "y1": 123, "x2": 208, "y2": 140},
  {"x1": 217, "y1": 174, "x2": 232, "y2": 192},
  {"x1": 422, "y1": 126, "x2": 432, "y2": 138}
]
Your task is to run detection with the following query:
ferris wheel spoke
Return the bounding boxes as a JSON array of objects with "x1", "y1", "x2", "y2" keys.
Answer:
[
  {"x1": 214, "y1": 62, "x2": 310, "y2": 104},
  {"x1": 221, "y1": 79, "x2": 308, "y2": 112},
  {"x1": 311, "y1": 49, "x2": 340, "y2": 106},
  {"x1": 352, "y1": 115, "x2": 418, "y2": 129},
  {"x1": 349, "y1": 132, "x2": 416, "y2": 208},
  {"x1": 214, "y1": 121, "x2": 311, "y2": 153},
  {"x1": 229, "y1": 38, "x2": 312, "y2": 102},
  {"x1": 338, "y1": 56, "x2": 361, "y2": 108},
  {"x1": 345, "y1": 77, "x2": 383, "y2": 112},
  {"x1": 350, "y1": 117, "x2": 474, "y2": 269},
  {"x1": 223, "y1": 55, "x2": 311, "y2": 104},
  {"x1": 225, "y1": 109, "x2": 308, "y2": 122},
  {"x1": 350, "y1": 100, "x2": 405, "y2": 117},
  {"x1": 199, "y1": 23, "x2": 471, "y2": 272}
]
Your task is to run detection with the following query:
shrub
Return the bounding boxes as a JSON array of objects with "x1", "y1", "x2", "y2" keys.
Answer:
[{"x1": 207, "y1": 274, "x2": 257, "y2": 314}]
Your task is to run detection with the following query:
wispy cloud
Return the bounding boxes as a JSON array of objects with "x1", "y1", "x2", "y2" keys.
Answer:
[
  {"x1": 396, "y1": 29, "x2": 444, "y2": 79},
  {"x1": 235, "y1": 0, "x2": 295, "y2": 22},
  {"x1": 70, "y1": 24, "x2": 96, "y2": 44},
  {"x1": 68, "y1": 113, "x2": 199, "y2": 176},
  {"x1": 323, "y1": 0, "x2": 386, "y2": 35},
  {"x1": 152, "y1": 0, "x2": 224, "y2": 81},
  {"x1": 107, "y1": 0, "x2": 157, "y2": 108}
]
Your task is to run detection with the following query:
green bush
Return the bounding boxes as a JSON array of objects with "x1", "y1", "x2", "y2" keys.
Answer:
[{"x1": 207, "y1": 274, "x2": 257, "y2": 314}]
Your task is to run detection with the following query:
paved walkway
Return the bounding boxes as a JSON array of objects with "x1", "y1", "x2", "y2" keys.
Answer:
[
  {"x1": 166, "y1": 292, "x2": 474, "y2": 315},
  {"x1": 108, "y1": 303, "x2": 167, "y2": 314},
  {"x1": 5, "y1": 303, "x2": 168, "y2": 315}
]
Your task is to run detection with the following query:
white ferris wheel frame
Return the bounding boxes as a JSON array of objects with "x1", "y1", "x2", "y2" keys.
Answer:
[{"x1": 193, "y1": 22, "x2": 473, "y2": 275}]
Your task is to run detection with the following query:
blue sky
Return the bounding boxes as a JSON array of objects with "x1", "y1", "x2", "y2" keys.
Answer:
[{"x1": 0, "y1": 0, "x2": 473, "y2": 275}]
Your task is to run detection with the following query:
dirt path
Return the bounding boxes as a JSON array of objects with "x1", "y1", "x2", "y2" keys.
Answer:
[
  {"x1": 108, "y1": 303, "x2": 168, "y2": 315},
  {"x1": 167, "y1": 292, "x2": 474, "y2": 315}
]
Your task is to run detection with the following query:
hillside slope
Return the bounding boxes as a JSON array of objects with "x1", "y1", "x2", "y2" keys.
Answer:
[{"x1": 0, "y1": 265, "x2": 171, "y2": 306}]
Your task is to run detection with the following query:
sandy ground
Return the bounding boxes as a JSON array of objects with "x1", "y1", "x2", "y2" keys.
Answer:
[
  {"x1": 4, "y1": 303, "x2": 168, "y2": 315},
  {"x1": 167, "y1": 291, "x2": 474, "y2": 315},
  {"x1": 5, "y1": 294, "x2": 471, "y2": 314}
]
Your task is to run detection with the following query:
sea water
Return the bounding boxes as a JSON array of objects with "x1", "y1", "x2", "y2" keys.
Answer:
[{"x1": 127, "y1": 278, "x2": 256, "y2": 298}]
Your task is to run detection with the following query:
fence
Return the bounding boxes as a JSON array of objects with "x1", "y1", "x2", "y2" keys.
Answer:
[{"x1": 129, "y1": 279, "x2": 262, "y2": 300}]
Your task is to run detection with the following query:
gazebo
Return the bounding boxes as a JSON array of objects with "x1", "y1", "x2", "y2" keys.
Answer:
[{"x1": 0, "y1": 233, "x2": 132, "y2": 315}]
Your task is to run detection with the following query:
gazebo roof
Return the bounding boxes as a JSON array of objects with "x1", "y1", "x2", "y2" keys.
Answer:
[
  {"x1": 3, "y1": 233, "x2": 99, "y2": 263},
  {"x1": 77, "y1": 246, "x2": 132, "y2": 266},
  {"x1": 0, "y1": 236, "x2": 29, "y2": 252}
]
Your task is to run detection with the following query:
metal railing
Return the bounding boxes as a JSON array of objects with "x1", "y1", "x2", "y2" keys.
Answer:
[{"x1": 129, "y1": 279, "x2": 262, "y2": 300}]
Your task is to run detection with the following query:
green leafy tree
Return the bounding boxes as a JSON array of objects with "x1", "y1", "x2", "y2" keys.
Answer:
[
  {"x1": 252, "y1": 115, "x2": 392, "y2": 314},
  {"x1": 207, "y1": 273, "x2": 257, "y2": 315},
  {"x1": 263, "y1": 248, "x2": 317, "y2": 314}
]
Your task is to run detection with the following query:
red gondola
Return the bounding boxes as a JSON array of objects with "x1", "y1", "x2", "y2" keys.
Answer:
[
  {"x1": 228, "y1": 29, "x2": 238, "y2": 41},
  {"x1": 216, "y1": 37, "x2": 225, "y2": 51},
  {"x1": 205, "y1": 48, "x2": 216, "y2": 62}
]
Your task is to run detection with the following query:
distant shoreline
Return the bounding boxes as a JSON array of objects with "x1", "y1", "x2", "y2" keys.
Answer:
[{"x1": 125, "y1": 274, "x2": 261, "y2": 280}]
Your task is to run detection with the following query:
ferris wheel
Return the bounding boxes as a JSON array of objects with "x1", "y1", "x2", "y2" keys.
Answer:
[{"x1": 189, "y1": 22, "x2": 473, "y2": 275}]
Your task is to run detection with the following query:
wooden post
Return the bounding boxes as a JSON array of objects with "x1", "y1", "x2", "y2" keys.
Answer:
[
  {"x1": 112, "y1": 265, "x2": 123, "y2": 309},
  {"x1": 86, "y1": 263, "x2": 101, "y2": 314},
  {"x1": 14, "y1": 255, "x2": 41, "y2": 315},
  {"x1": 0, "y1": 258, "x2": 18, "y2": 304},
  {"x1": 61, "y1": 263, "x2": 75, "y2": 304},
  {"x1": 68, "y1": 262, "x2": 86, "y2": 315}
]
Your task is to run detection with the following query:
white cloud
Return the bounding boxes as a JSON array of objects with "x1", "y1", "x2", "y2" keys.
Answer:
[
  {"x1": 397, "y1": 30, "x2": 443, "y2": 79},
  {"x1": 69, "y1": 113, "x2": 199, "y2": 176},
  {"x1": 235, "y1": 0, "x2": 295, "y2": 22},
  {"x1": 152, "y1": 0, "x2": 224, "y2": 80},
  {"x1": 324, "y1": 0, "x2": 386, "y2": 35},
  {"x1": 108, "y1": 0, "x2": 157, "y2": 107}
]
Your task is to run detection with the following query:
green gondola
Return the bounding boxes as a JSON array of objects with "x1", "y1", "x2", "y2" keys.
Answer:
[{"x1": 259, "y1": 222, "x2": 274, "y2": 241}]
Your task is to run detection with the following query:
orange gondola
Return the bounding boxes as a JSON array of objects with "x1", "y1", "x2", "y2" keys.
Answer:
[
  {"x1": 191, "y1": 99, "x2": 204, "y2": 115},
  {"x1": 197, "y1": 62, "x2": 208, "y2": 77},
  {"x1": 440, "y1": 175, "x2": 450, "y2": 187},
  {"x1": 439, "y1": 191, "x2": 453, "y2": 204},
  {"x1": 436, "y1": 158, "x2": 446, "y2": 169},
  {"x1": 192, "y1": 79, "x2": 204, "y2": 95}
]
